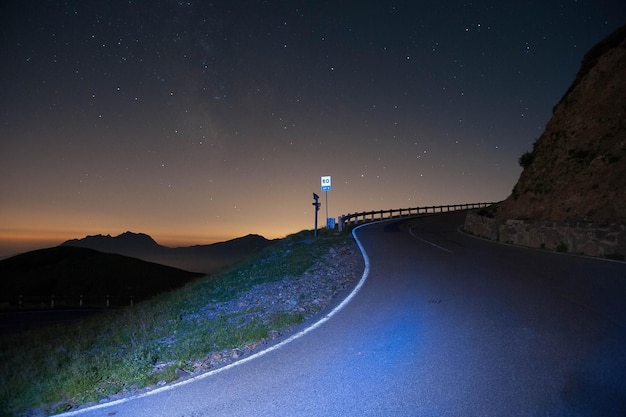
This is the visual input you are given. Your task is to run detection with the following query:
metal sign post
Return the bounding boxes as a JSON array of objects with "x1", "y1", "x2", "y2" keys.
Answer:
[{"x1": 325, "y1": 191, "x2": 328, "y2": 224}]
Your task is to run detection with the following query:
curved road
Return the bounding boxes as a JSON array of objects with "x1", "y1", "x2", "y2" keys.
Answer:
[{"x1": 58, "y1": 211, "x2": 626, "y2": 417}]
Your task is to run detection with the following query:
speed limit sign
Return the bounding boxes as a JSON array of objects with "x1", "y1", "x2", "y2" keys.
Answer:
[{"x1": 321, "y1": 176, "x2": 331, "y2": 191}]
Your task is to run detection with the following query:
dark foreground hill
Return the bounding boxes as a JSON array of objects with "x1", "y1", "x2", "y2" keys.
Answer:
[
  {"x1": 61, "y1": 232, "x2": 275, "y2": 273},
  {"x1": 0, "y1": 246, "x2": 203, "y2": 308}
]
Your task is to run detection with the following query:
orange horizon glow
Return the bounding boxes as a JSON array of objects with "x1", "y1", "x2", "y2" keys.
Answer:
[
  {"x1": 0, "y1": 172, "x2": 513, "y2": 259},
  {"x1": 0, "y1": 225, "x2": 294, "y2": 258},
  {"x1": 0, "y1": 212, "x2": 319, "y2": 258}
]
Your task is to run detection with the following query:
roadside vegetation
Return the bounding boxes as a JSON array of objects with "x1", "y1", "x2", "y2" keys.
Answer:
[{"x1": 0, "y1": 228, "x2": 352, "y2": 417}]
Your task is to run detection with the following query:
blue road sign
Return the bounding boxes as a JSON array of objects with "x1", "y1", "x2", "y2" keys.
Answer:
[{"x1": 321, "y1": 175, "x2": 331, "y2": 191}]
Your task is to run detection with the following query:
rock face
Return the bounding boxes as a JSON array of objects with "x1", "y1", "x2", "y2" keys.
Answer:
[
  {"x1": 465, "y1": 25, "x2": 626, "y2": 258},
  {"x1": 500, "y1": 24, "x2": 626, "y2": 223}
]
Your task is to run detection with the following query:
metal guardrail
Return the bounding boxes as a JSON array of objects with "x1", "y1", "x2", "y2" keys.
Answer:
[
  {"x1": 339, "y1": 202, "x2": 496, "y2": 229},
  {"x1": 0, "y1": 294, "x2": 135, "y2": 311}
]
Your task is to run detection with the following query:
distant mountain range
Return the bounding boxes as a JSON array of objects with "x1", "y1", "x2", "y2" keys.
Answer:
[
  {"x1": 0, "y1": 232, "x2": 277, "y2": 309},
  {"x1": 60, "y1": 231, "x2": 276, "y2": 273}
]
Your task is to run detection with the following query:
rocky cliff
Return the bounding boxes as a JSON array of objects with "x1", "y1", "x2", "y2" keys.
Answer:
[{"x1": 465, "y1": 25, "x2": 626, "y2": 258}]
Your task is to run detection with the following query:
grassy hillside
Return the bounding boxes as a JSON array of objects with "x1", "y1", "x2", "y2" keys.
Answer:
[{"x1": 0, "y1": 229, "x2": 353, "y2": 417}]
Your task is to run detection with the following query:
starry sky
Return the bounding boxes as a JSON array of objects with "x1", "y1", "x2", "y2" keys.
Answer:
[{"x1": 1, "y1": 1, "x2": 625, "y2": 257}]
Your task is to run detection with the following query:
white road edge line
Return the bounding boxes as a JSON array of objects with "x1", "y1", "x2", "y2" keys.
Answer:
[
  {"x1": 408, "y1": 226, "x2": 453, "y2": 253},
  {"x1": 55, "y1": 224, "x2": 372, "y2": 417}
]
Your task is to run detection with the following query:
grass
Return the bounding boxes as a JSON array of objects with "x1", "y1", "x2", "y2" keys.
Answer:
[{"x1": 0, "y1": 228, "x2": 351, "y2": 417}]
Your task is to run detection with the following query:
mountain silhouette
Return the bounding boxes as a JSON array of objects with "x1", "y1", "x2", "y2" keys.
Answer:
[
  {"x1": 0, "y1": 246, "x2": 203, "y2": 306},
  {"x1": 62, "y1": 231, "x2": 160, "y2": 253},
  {"x1": 60, "y1": 232, "x2": 275, "y2": 274}
]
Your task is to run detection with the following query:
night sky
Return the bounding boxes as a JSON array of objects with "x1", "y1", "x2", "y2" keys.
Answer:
[{"x1": 1, "y1": 1, "x2": 625, "y2": 257}]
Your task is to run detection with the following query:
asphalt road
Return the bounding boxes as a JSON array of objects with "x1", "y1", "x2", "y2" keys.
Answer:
[{"x1": 57, "y1": 211, "x2": 626, "y2": 417}]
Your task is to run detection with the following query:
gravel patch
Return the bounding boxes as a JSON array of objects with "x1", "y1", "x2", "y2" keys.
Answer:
[{"x1": 157, "y1": 240, "x2": 363, "y2": 380}]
